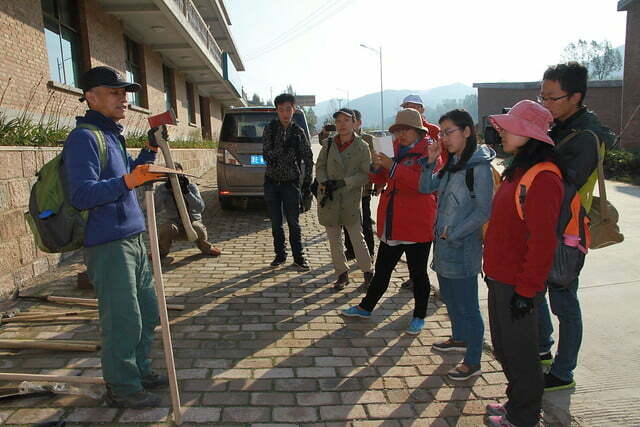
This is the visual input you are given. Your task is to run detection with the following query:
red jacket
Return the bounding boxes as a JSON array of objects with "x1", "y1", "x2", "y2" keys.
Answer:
[
  {"x1": 483, "y1": 169, "x2": 564, "y2": 297},
  {"x1": 370, "y1": 137, "x2": 437, "y2": 242}
]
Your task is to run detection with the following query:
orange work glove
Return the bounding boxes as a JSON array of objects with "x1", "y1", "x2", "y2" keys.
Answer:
[{"x1": 123, "y1": 164, "x2": 166, "y2": 189}]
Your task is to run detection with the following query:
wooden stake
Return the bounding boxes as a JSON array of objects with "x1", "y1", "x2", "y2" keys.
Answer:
[
  {"x1": 17, "y1": 295, "x2": 184, "y2": 311},
  {"x1": 145, "y1": 187, "x2": 183, "y2": 425},
  {"x1": 0, "y1": 373, "x2": 104, "y2": 384}
]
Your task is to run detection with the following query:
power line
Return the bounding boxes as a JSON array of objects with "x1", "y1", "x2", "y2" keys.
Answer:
[{"x1": 246, "y1": 0, "x2": 351, "y2": 61}]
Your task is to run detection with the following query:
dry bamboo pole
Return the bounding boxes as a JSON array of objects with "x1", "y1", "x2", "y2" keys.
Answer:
[
  {"x1": 0, "y1": 373, "x2": 104, "y2": 384},
  {"x1": 0, "y1": 340, "x2": 99, "y2": 352}
]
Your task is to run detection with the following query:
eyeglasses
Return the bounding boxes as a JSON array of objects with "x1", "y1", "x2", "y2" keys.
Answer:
[
  {"x1": 537, "y1": 94, "x2": 569, "y2": 103},
  {"x1": 438, "y1": 128, "x2": 461, "y2": 138}
]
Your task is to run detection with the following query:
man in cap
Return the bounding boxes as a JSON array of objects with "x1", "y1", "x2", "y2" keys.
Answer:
[
  {"x1": 343, "y1": 109, "x2": 376, "y2": 260},
  {"x1": 536, "y1": 62, "x2": 616, "y2": 392},
  {"x1": 398, "y1": 94, "x2": 442, "y2": 290},
  {"x1": 63, "y1": 66, "x2": 168, "y2": 407}
]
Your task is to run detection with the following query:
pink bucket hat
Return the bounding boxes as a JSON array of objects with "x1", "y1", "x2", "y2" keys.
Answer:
[{"x1": 489, "y1": 100, "x2": 555, "y2": 145}]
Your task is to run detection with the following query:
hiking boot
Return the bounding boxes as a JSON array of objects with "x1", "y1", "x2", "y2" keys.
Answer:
[
  {"x1": 432, "y1": 338, "x2": 467, "y2": 352},
  {"x1": 141, "y1": 371, "x2": 169, "y2": 389},
  {"x1": 447, "y1": 364, "x2": 481, "y2": 381},
  {"x1": 333, "y1": 272, "x2": 349, "y2": 290},
  {"x1": 270, "y1": 255, "x2": 287, "y2": 267},
  {"x1": 341, "y1": 305, "x2": 371, "y2": 318},
  {"x1": 539, "y1": 351, "x2": 553, "y2": 366},
  {"x1": 293, "y1": 257, "x2": 310, "y2": 271},
  {"x1": 486, "y1": 403, "x2": 507, "y2": 417},
  {"x1": 208, "y1": 247, "x2": 221, "y2": 257},
  {"x1": 400, "y1": 278, "x2": 414, "y2": 290},
  {"x1": 544, "y1": 372, "x2": 576, "y2": 391},
  {"x1": 406, "y1": 317, "x2": 425, "y2": 335},
  {"x1": 344, "y1": 250, "x2": 355, "y2": 261},
  {"x1": 105, "y1": 388, "x2": 161, "y2": 408}
]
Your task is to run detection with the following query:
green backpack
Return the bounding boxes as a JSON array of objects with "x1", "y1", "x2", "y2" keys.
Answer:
[{"x1": 24, "y1": 124, "x2": 108, "y2": 253}]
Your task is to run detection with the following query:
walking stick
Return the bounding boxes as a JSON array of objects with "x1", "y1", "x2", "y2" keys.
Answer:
[{"x1": 144, "y1": 183, "x2": 183, "y2": 425}]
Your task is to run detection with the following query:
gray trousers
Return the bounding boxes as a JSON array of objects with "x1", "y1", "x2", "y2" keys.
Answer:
[
  {"x1": 158, "y1": 220, "x2": 213, "y2": 258},
  {"x1": 487, "y1": 278, "x2": 544, "y2": 427}
]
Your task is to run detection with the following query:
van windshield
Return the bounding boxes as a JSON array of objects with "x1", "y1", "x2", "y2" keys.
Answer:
[{"x1": 221, "y1": 112, "x2": 309, "y2": 143}]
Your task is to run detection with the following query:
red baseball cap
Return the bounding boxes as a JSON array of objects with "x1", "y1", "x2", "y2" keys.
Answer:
[{"x1": 489, "y1": 100, "x2": 554, "y2": 145}]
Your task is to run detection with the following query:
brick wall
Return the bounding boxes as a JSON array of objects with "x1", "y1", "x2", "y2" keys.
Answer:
[
  {"x1": 622, "y1": 3, "x2": 640, "y2": 151},
  {"x1": 0, "y1": 0, "x2": 225, "y2": 144},
  {"x1": 0, "y1": 147, "x2": 216, "y2": 300},
  {"x1": 476, "y1": 85, "x2": 623, "y2": 133}
]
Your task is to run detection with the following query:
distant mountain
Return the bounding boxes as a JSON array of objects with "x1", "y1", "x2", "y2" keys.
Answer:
[{"x1": 314, "y1": 83, "x2": 476, "y2": 130}]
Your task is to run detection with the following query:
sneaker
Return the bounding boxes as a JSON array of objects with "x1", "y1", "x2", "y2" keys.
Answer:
[
  {"x1": 486, "y1": 403, "x2": 507, "y2": 417},
  {"x1": 544, "y1": 372, "x2": 576, "y2": 391},
  {"x1": 341, "y1": 305, "x2": 371, "y2": 318},
  {"x1": 333, "y1": 272, "x2": 349, "y2": 291},
  {"x1": 208, "y1": 247, "x2": 222, "y2": 257},
  {"x1": 539, "y1": 351, "x2": 553, "y2": 366},
  {"x1": 105, "y1": 388, "x2": 161, "y2": 408},
  {"x1": 293, "y1": 257, "x2": 310, "y2": 271},
  {"x1": 400, "y1": 278, "x2": 413, "y2": 289},
  {"x1": 447, "y1": 364, "x2": 481, "y2": 381},
  {"x1": 486, "y1": 415, "x2": 516, "y2": 427},
  {"x1": 141, "y1": 371, "x2": 169, "y2": 389},
  {"x1": 270, "y1": 256, "x2": 286, "y2": 267},
  {"x1": 406, "y1": 317, "x2": 425, "y2": 335},
  {"x1": 344, "y1": 250, "x2": 355, "y2": 261},
  {"x1": 432, "y1": 338, "x2": 467, "y2": 352}
]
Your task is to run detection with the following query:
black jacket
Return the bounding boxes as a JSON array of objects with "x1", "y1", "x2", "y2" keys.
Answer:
[{"x1": 262, "y1": 120, "x2": 313, "y2": 189}]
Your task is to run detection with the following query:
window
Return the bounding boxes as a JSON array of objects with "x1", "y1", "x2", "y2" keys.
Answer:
[
  {"x1": 162, "y1": 64, "x2": 176, "y2": 115},
  {"x1": 42, "y1": 0, "x2": 83, "y2": 87},
  {"x1": 124, "y1": 36, "x2": 145, "y2": 107},
  {"x1": 186, "y1": 82, "x2": 196, "y2": 124}
]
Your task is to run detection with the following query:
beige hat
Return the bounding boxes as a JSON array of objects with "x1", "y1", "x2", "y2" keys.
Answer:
[{"x1": 389, "y1": 108, "x2": 428, "y2": 133}]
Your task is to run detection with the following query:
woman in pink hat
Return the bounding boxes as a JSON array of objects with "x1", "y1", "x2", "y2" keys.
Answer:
[{"x1": 482, "y1": 100, "x2": 566, "y2": 427}]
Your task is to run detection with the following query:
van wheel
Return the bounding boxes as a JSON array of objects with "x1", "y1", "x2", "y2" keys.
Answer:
[{"x1": 219, "y1": 196, "x2": 233, "y2": 210}]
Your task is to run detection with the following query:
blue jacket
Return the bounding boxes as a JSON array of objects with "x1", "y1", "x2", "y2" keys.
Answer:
[
  {"x1": 419, "y1": 145, "x2": 496, "y2": 278},
  {"x1": 62, "y1": 110, "x2": 156, "y2": 247}
]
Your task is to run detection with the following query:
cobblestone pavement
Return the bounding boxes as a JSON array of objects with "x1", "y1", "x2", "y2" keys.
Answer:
[{"x1": 0, "y1": 167, "x2": 564, "y2": 426}]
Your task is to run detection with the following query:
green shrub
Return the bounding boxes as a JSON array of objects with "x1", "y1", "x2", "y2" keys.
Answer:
[{"x1": 603, "y1": 149, "x2": 640, "y2": 179}]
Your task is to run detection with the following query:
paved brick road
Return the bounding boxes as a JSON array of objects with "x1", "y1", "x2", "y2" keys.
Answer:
[{"x1": 0, "y1": 167, "x2": 563, "y2": 426}]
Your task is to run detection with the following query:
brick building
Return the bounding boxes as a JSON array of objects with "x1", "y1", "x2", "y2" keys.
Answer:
[
  {"x1": 619, "y1": 0, "x2": 640, "y2": 151},
  {"x1": 0, "y1": 0, "x2": 246, "y2": 142},
  {"x1": 473, "y1": 81, "x2": 623, "y2": 135}
]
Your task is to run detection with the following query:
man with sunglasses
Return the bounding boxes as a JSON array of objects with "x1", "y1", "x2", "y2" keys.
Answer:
[{"x1": 537, "y1": 62, "x2": 616, "y2": 392}]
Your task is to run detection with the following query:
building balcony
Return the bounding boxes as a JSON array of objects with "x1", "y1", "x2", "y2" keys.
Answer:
[{"x1": 98, "y1": 0, "x2": 246, "y2": 106}]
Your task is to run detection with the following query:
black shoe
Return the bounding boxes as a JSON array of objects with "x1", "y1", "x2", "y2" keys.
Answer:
[
  {"x1": 293, "y1": 257, "x2": 310, "y2": 271},
  {"x1": 400, "y1": 278, "x2": 414, "y2": 289},
  {"x1": 141, "y1": 371, "x2": 169, "y2": 389},
  {"x1": 105, "y1": 388, "x2": 161, "y2": 408},
  {"x1": 333, "y1": 272, "x2": 349, "y2": 291},
  {"x1": 344, "y1": 250, "x2": 355, "y2": 261},
  {"x1": 544, "y1": 372, "x2": 576, "y2": 392},
  {"x1": 270, "y1": 256, "x2": 287, "y2": 267}
]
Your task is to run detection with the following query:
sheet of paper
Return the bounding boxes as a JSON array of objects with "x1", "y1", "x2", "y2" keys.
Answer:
[{"x1": 373, "y1": 136, "x2": 394, "y2": 158}]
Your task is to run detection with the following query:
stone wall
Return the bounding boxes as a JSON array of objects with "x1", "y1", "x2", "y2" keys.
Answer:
[{"x1": 0, "y1": 146, "x2": 216, "y2": 300}]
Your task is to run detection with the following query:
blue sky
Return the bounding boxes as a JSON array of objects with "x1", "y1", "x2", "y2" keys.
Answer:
[{"x1": 225, "y1": 0, "x2": 627, "y2": 103}]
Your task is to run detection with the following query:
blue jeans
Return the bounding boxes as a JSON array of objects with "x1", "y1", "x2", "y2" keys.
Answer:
[
  {"x1": 437, "y1": 274, "x2": 484, "y2": 367},
  {"x1": 537, "y1": 278, "x2": 582, "y2": 382},
  {"x1": 264, "y1": 179, "x2": 303, "y2": 259}
]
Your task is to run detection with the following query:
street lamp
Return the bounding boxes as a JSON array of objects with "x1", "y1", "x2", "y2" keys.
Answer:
[
  {"x1": 336, "y1": 88, "x2": 350, "y2": 108},
  {"x1": 360, "y1": 43, "x2": 383, "y2": 129}
]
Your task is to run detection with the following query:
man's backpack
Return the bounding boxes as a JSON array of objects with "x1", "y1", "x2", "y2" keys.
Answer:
[
  {"x1": 515, "y1": 162, "x2": 591, "y2": 288},
  {"x1": 24, "y1": 124, "x2": 108, "y2": 253}
]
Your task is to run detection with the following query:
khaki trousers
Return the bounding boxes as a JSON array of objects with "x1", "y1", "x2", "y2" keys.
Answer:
[
  {"x1": 326, "y1": 222, "x2": 372, "y2": 275},
  {"x1": 158, "y1": 220, "x2": 213, "y2": 258}
]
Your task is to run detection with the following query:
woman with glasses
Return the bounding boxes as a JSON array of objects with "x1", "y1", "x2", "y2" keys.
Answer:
[
  {"x1": 341, "y1": 108, "x2": 437, "y2": 336},
  {"x1": 418, "y1": 109, "x2": 496, "y2": 381}
]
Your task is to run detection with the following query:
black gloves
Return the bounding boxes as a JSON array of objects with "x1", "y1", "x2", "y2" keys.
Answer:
[
  {"x1": 147, "y1": 125, "x2": 168, "y2": 149},
  {"x1": 510, "y1": 292, "x2": 534, "y2": 321}
]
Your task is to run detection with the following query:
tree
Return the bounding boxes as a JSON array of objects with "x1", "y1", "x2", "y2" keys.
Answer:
[
  {"x1": 303, "y1": 107, "x2": 318, "y2": 134},
  {"x1": 561, "y1": 39, "x2": 623, "y2": 80},
  {"x1": 248, "y1": 93, "x2": 264, "y2": 106}
]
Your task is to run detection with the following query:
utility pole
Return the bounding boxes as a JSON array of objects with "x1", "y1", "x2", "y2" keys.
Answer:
[{"x1": 360, "y1": 43, "x2": 384, "y2": 129}]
